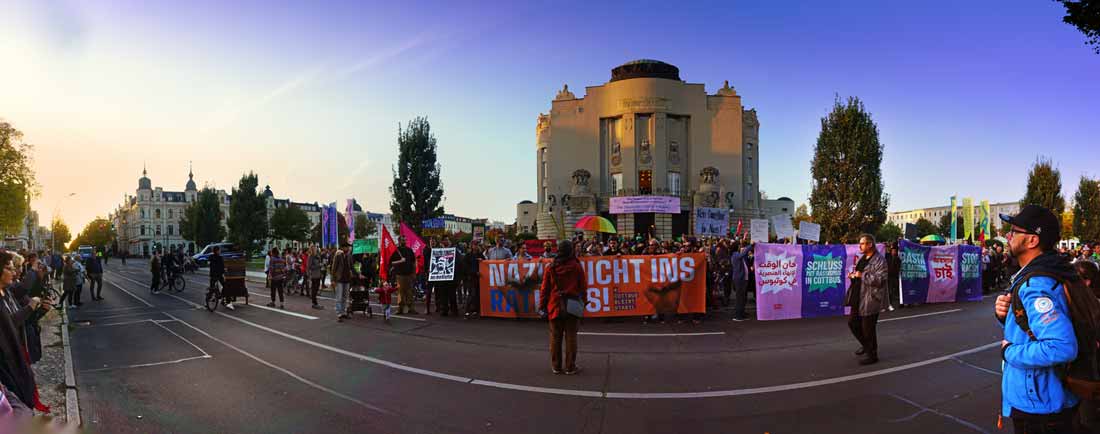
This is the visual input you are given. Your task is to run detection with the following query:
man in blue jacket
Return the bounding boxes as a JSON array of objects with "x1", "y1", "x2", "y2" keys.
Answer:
[{"x1": 994, "y1": 205, "x2": 1079, "y2": 432}]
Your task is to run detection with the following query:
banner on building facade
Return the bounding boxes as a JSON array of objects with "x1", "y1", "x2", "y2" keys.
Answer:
[
  {"x1": 428, "y1": 248, "x2": 456, "y2": 282},
  {"x1": 750, "y1": 219, "x2": 770, "y2": 243},
  {"x1": 479, "y1": 253, "x2": 707, "y2": 318},
  {"x1": 609, "y1": 196, "x2": 681, "y2": 214},
  {"x1": 753, "y1": 243, "x2": 885, "y2": 321},
  {"x1": 899, "y1": 240, "x2": 982, "y2": 305},
  {"x1": 693, "y1": 207, "x2": 728, "y2": 237}
]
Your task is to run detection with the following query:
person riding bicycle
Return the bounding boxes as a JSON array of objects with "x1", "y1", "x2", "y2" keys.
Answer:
[
  {"x1": 208, "y1": 246, "x2": 232, "y2": 310},
  {"x1": 162, "y1": 249, "x2": 180, "y2": 290}
]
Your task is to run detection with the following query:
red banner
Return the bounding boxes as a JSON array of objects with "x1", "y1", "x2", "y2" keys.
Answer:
[{"x1": 479, "y1": 253, "x2": 707, "y2": 318}]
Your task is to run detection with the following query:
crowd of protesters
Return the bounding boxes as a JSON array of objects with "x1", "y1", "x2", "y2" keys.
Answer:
[{"x1": 0, "y1": 245, "x2": 101, "y2": 431}]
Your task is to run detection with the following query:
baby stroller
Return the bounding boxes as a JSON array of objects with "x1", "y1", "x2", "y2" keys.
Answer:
[{"x1": 347, "y1": 277, "x2": 373, "y2": 318}]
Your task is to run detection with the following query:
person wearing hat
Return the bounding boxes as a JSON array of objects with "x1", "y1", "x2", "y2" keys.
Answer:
[{"x1": 993, "y1": 205, "x2": 1080, "y2": 432}]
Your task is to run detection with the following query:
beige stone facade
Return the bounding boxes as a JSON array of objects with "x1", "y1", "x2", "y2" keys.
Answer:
[
  {"x1": 887, "y1": 201, "x2": 1019, "y2": 229},
  {"x1": 533, "y1": 60, "x2": 764, "y2": 240}
]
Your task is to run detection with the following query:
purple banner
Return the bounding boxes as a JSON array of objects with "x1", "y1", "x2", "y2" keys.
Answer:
[
  {"x1": 899, "y1": 240, "x2": 982, "y2": 305},
  {"x1": 926, "y1": 245, "x2": 959, "y2": 302},
  {"x1": 956, "y1": 244, "x2": 983, "y2": 302},
  {"x1": 801, "y1": 244, "x2": 847, "y2": 318},
  {"x1": 609, "y1": 196, "x2": 681, "y2": 214},
  {"x1": 754, "y1": 244, "x2": 803, "y2": 320},
  {"x1": 899, "y1": 240, "x2": 930, "y2": 304}
]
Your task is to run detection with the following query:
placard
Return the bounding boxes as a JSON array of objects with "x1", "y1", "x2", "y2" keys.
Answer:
[
  {"x1": 609, "y1": 196, "x2": 681, "y2": 214},
  {"x1": 772, "y1": 215, "x2": 795, "y2": 240},
  {"x1": 693, "y1": 207, "x2": 728, "y2": 237},
  {"x1": 798, "y1": 221, "x2": 821, "y2": 242},
  {"x1": 428, "y1": 248, "x2": 456, "y2": 282},
  {"x1": 750, "y1": 219, "x2": 770, "y2": 243},
  {"x1": 353, "y1": 238, "x2": 378, "y2": 255}
]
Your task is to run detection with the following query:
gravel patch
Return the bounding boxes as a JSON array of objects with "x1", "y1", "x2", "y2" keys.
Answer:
[{"x1": 31, "y1": 308, "x2": 68, "y2": 422}]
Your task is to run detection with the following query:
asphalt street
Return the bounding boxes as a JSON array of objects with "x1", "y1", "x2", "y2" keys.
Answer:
[{"x1": 66, "y1": 260, "x2": 1006, "y2": 434}]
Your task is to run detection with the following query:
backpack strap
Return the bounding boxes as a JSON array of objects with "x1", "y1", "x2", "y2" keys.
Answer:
[{"x1": 1010, "y1": 271, "x2": 1064, "y2": 341}]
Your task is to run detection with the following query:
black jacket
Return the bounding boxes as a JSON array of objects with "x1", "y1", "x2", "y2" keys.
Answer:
[
  {"x1": 210, "y1": 253, "x2": 225, "y2": 277},
  {"x1": 0, "y1": 287, "x2": 35, "y2": 407}
]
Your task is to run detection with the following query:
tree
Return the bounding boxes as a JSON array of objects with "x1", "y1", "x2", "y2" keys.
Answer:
[
  {"x1": 70, "y1": 218, "x2": 114, "y2": 251},
  {"x1": 1021, "y1": 156, "x2": 1066, "y2": 222},
  {"x1": 227, "y1": 172, "x2": 268, "y2": 258},
  {"x1": 792, "y1": 204, "x2": 812, "y2": 227},
  {"x1": 269, "y1": 206, "x2": 312, "y2": 243},
  {"x1": 0, "y1": 120, "x2": 37, "y2": 236},
  {"x1": 180, "y1": 188, "x2": 227, "y2": 249},
  {"x1": 1074, "y1": 176, "x2": 1100, "y2": 242},
  {"x1": 1063, "y1": 208, "x2": 1076, "y2": 240},
  {"x1": 390, "y1": 117, "x2": 444, "y2": 232},
  {"x1": 50, "y1": 218, "x2": 71, "y2": 252},
  {"x1": 1055, "y1": 0, "x2": 1100, "y2": 54},
  {"x1": 937, "y1": 214, "x2": 966, "y2": 239},
  {"x1": 354, "y1": 214, "x2": 377, "y2": 239},
  {"x1": 914, "y1": 218, "x2": 937, "y2": 238},
  {"x1": 876, "y1": 221, "x2": 902, "y2": 242},
  {"x1": 808, "y1": 96, "x2": 889, "y2": 243}
]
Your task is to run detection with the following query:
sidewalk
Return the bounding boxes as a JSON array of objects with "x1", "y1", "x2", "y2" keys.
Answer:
[{"x1": 32, "y1": 308, "x2": 70, "y2": 422}]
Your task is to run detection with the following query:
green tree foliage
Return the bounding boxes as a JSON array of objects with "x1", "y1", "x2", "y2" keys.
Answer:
[
  {"x1": 227, "y1": 172, "x2": 269, "y2": 258},
  {"x1": 792, "y1": 204, "x2": 812, "y2": 227},
  {"x1": 70, "y1": 218, "x2": 114, "y2": 250},
  {"x1": 914, "y1": 218, "x2": 937, "y2": 238},
  {"x1": 876, "y1": 221, "x2": 902, "y2": 242},
  {"x1": 1073, "y1": 177, "x2": 1100, "y2": 242},
  {"x1": 180, "y1": 188, "x2": 227, "y2": 249},
  {"x1": 808, "y1": 96, "x2": 889, "y2": 243},
  {"x1": 354, "y1": 214, "x2": 377, "y2": 239},
  {"x1": 269, "y1": 206, "x2": 312, "y2": 243},
  {"x1": 937, "y1": 214, "x2": 966, "y2": 239},
  {"x1": 0, "y1": 120, "x2": 37, "y2": 236},
  {"x1": 1021, "y1": 156, "x2": 1066, "y2": 222},
  {"x1": 390, "y1": 117, "x2": 444, "y2": 231},
  {"x1": 50, "y1": 218, "x2": 71, "y2": 252},
  {"x1": 1055, "y1": 0, "x2": 1100, "y2": 54}
]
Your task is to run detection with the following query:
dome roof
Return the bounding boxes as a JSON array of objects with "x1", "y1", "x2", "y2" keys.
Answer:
[
  {"x1": 518, "y1": 200, "x2": 534, "y2": 204},
  {"x1": 138, "y1": 167, "x2": 151, "y2": 190},
  {"x1": 611, "y1": 59, "x2": 680, "y2": 82},
  {"x1": 185, "y1": 164, "x2": 197, "y2": 191},
  {"x1": 263, "y1": 185, "x2": 274, "y2": 198}
]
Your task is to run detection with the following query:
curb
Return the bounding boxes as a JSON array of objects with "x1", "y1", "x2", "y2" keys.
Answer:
[{"x1": 60, "y1": 308, "x2": 81, "y2": 426}]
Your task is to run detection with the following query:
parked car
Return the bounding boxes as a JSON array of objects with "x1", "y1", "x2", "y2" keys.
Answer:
[{"x1": 192, "y1": 242, "x2": 244, "y2": 267}]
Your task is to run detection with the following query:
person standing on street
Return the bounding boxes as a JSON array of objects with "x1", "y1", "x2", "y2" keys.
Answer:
[
  {"x1": 85, "y1": 251, "x2": 103, "y2": 301},
  {"x1": 538, "y1": 240, "x2": 588, "y2": 375},
  {"x1": 433, "y1": 238, "x2": 459, "y2": 316},
  {"x1": 331, "y1": 244, "x2": 354, "y2": 321},
  {"x1": 993, "y1": 205, "x2": 1080, "y2": 433},
  {"x1": 150, "y1": 251, "x2": 162, "y2": 294},
  {"x1": 392, "y1": 237, "x2": 418, "y2": 315},
  {"x1": 486, "y1": 239, "x2": 512, "y2": 260},
  {"x1": 463, "y1": 243, "x2": 483, "y2": 318},
  {"x1": 266, "y1": 248, "x2": 286, "y2": 309},
  {"x1": 730, "y1": 241, "x2": 752, "y2": 322},
  {"x1": 307, "y1": 246, "x2": 324, "y2": 310},
  {"x1": 845, "y1": 234, "x2": 888, "y2": 365}
]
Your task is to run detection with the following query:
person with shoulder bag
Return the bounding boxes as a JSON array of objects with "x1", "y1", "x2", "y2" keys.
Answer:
[{"x1": 538, "y1": 240, "x2": 588, "y2": 375}]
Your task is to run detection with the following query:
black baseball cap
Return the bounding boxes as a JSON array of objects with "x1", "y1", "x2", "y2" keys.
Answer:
[{"x1": 1000, "y1": 205, "x2": 1060, "y2": 250}]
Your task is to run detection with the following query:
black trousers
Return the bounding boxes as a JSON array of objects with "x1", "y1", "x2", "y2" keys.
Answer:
[
  {"x1": 310, "y1": 278, "x2": 321, "y2": 305},
  {"x1": 436, "y1": 281, "x2": 458, "y2": 315},
  {"x1": 732, "y1": 278, "x2": 749, "y2": 319},
  {"x1": 270, "y1": 279, "x2": 285, "y2": 303},
  {"x1": 464, "y1": 277, "x2": 480, "y2": 314},
  {"x1": 1011, "y1": 405, "x2": 1077, "y2": 434},
  {"x1": 848, "y1": 313, "x2": 879, "y2": 353},
  {"x1": 88, "y1": 273, "x2": 103, "y2": 299},
  {"x1": 151, "y1": 274, "x2": 160, "y2": 292}
]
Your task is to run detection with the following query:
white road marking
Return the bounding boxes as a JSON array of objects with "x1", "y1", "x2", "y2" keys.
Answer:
[
  {"x1": 80, "y1": 355, "x2": 212, "y2": 373},
  {"x1": 162, "y1": 312, "x2": 393, "y2": 416},
  {"x1": 578, "y1": 332, "x2": 725, "y2": 337},
  {"x1": 880, "y1": 308, "x2": 962, "y2": 323},
  {"x1": 110, "y1": 272, "x2": 317, "y2": 320},
  {"x1": 240, "y1": 302, "x2": 319, "y2": 320},
  {"x1": 102, "y1": 278, "x2": 155, "y2": 307},
  {"x1": 888, "y1": 393, "x2": 991, "y2": 433},
  {"x1": 952, "y1": 356, "x2": 1001, "y2": 376}
]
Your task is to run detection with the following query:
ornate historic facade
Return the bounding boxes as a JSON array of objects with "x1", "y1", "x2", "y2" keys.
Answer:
[
  {"x1": 533, "y1": 60, "x2": 764, "y2": 240},
  {"x1": 110, "y1": 166, "x2": 231, "y2": 257}
]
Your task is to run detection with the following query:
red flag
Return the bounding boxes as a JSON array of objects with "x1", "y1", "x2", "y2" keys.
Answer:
[
  {"x1": 399, "y1": 222, "x2": 427, "y2": 275},
  {"x1": 379, "y1": 226, "x2": 397, "y2": 282},
  {"x1": 736, "y1": 219, "x2": 744, "y2": 236}
]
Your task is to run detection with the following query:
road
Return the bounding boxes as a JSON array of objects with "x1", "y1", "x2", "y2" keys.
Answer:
[{"x1": 67, "y1": 260, "x2": 1005, "y2": 434}]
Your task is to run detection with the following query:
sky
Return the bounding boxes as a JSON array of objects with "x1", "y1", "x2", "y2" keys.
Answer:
[{"x1": 2, "y1": 0, "x2": 1098, "y2": 235}]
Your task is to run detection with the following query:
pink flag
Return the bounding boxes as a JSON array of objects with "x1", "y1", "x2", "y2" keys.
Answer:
[{"x1": 399, "y1": 222, "x2": 427, "y2": 275}]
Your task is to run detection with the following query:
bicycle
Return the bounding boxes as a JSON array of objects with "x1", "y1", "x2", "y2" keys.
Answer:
[
  {"x1": 163, "y1": 269, "x2": 186, "y2": 293},
  {"x1": 205, "y1": 280, "x2": 222, "y2": 312}
]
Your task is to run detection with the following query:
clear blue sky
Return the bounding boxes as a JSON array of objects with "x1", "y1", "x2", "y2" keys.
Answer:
[{"x1": 2, "y1": 0, "x2": 1097, "y2": 231}]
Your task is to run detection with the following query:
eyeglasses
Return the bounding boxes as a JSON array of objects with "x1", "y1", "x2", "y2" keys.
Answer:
[{"x1": 1006, "y1": 228, "x2": 1037, "y2": 240}]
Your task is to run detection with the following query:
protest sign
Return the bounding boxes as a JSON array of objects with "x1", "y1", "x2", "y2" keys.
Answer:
[
  {"x1": 693, "y1": 207, "x2": 728, "y2": 237},
  {"x1": 771, "y1": 215, "x2": 795, "y2": 240},
  {"x1": 428, "y1": 248, "x2": 456, "y2": 282},
  {"x1": 755, "y1": 242, "x2": 886, "y2": 321},
  {"x1": 899, "y1": 240, "x2": 982, "y2": 304},
  {"x1": 798, "y1": 221, "x2": 821, "y2": 242},
  {"x1": 480, "y1": 253, "x2": 707, "y2": 318},
  {"x1": 353, "y1": 239, "x2": 378, "y2": 255},
  {"x1": 750, "y1": 219, "x2": 770, "y2": 243}
]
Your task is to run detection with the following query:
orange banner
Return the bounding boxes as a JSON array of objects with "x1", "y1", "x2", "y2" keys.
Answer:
[{"x1": 479, "y1": 253, "x2": 707, "y2": 318}]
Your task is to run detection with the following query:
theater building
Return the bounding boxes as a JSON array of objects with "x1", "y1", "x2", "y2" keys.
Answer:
[{"x1": 533, "y1": 59, "x2": 767, "y2": 240}]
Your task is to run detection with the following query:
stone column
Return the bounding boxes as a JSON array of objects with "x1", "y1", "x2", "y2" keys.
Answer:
[
  {"x1": 617, "y1": 213, "x2": 634, "y2": 239},
  {"x1": 655, "y1": 213, "x2": 673, "y2": 241}
]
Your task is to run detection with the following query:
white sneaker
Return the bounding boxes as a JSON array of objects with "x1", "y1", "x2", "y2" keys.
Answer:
[{"x1": 225, "y1": 302, "x2": 235, "y2": 310}]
